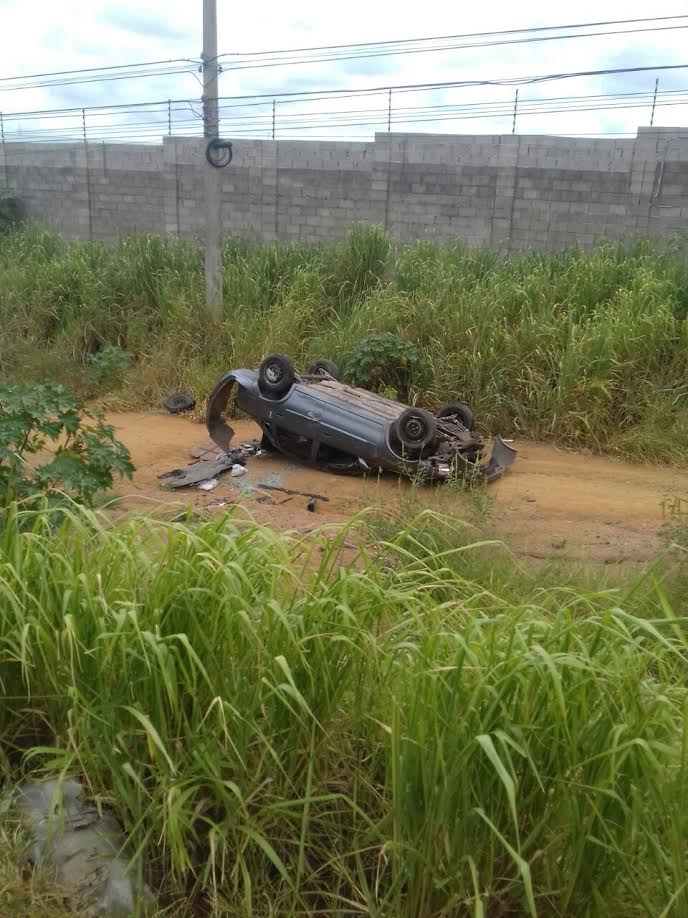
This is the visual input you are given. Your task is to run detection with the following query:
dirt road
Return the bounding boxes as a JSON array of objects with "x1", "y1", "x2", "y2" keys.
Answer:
[{"x1": 107, "y1": 412, "x2": 688, "y2": 565}]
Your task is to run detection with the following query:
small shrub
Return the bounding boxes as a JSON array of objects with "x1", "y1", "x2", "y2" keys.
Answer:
[
  {"x1": 0, "y1": 382, "x2": 134, "y2": 505},
  {"x1": 342, "y1": 331, "x2": 426, "y2": 401},
  {"x1": 86, "y1": 344, "x2": 133, "y2": 393}
]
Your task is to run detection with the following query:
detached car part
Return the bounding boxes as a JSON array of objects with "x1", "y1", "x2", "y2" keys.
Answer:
[
  {"x1": 207, "y1": 354, "x2": 516, "y2": 483},
  {"x1": 164, "y1": 393, "x2": 196, "y2": 415}
]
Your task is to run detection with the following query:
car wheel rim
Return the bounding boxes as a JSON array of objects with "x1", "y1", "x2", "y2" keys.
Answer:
[
  {"x1": 405, "y1": 419, "x2": 423, "y2": 441},
  {"x1": 266, "y1": 365, "x2": 283, "y2": 384}
]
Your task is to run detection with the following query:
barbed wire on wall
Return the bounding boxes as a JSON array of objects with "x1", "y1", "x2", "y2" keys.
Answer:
[{"x1": 2, "y1": 72, "x2": 688, "y2": 146}]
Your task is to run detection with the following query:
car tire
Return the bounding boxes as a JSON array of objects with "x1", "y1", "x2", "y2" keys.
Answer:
[
  {"x1": 258, "y1": 354, "x2": 295, "y2": 397},
  {"x1": 164, "y1": 393, "x2": 196, "y2": 414},
  {"x1": 307, "y1": 358, "x2": 340, "y2": 380},
  {"x1": 436, "y1": 402, "x2": 475, "y2": 430},
  {"x1": 394, "y1": 407, "x2": 437, "y2": 452}
]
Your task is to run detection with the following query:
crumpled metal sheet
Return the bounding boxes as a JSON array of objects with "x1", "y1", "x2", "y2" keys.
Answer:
[
  {"x1": 159, "y1": 455, "x2": 234, "y2": 487},
  {"x1": 159, "y1": 442, "x2": 262, "y2": 489}
]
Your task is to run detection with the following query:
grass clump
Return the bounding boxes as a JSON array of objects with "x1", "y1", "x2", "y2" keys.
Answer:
[
  {"x1": 0, "y1": 817, "x2": 70, "y2": 917},
  {"x1": 1, "y1": 224, "x2": 688, "y2": 463},
  {"x1": 0, "y1": 504, "x2": 686, "y2": 915}
]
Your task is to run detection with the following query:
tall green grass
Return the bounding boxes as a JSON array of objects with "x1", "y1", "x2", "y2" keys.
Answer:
[
  {"x1": 1, "y1": 224, "x2": 687, "y2": 463},
  {"x1": 1, "y1": 503, "x2": 687, "y2": 915}
]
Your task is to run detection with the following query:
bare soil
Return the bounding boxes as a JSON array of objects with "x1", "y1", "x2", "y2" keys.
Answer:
[{"x1": 107, "y1": 411, "x2": 688, "y2": 565}]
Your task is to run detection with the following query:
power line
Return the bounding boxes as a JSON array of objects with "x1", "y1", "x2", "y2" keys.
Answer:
[
  {"x1": 3, "y1": 63, "x2": 688, "y2": 144},
  {"x1": 0, "y1": 97, "x2": 198, "y2": 121},
  {"x1": 214, "y1": 24, "x2": 688, "y2": 73},
  {"x1": 0, "y1": 66, "x2": 200, "y2": 94},
  {"x1": 0, "y1": 16, "x2": 685, "y2": 94},
  {"x1": 215, "y1": 15, "x2": 688, "y2": 58},
  {"x1": 5, "y1": 60, "x2": 686, "y2": 124},
  {"x1": 213, "y1": 86, "x2": 688, "y2": 119},
  {"x1": 211, "y1": 63, "x2": 688, "y2": 105},
  {"x1": 0, "y1": 57, "x2": 198, "y2": 83},
  {"x1": 1, "y1": 15, "x2": 681, "y2": 83}
]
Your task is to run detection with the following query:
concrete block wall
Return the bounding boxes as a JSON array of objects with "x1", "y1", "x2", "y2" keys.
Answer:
[
  {"x1": 0, "y1": 142, "x2": 169, "y2": 240},
  {"x1": 275, "y1": 141, "x2": 374, "y2": 242},
  {"x1": 1, "y1": 127, "x2": 687, "y2": 250}
]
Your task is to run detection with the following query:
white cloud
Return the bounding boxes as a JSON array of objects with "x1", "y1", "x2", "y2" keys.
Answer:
[{"x1": 0, "y1": 0, "x2": 686, "y2": 141}]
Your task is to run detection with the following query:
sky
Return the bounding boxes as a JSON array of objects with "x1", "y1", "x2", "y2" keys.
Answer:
[{"x1": 0, "y1": 0, "x2": 687, "y2": 142}]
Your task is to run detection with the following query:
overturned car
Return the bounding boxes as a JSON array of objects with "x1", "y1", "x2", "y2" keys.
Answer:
[{"x1": 206, "y1": 354, "x2": 516, "y2": 483}]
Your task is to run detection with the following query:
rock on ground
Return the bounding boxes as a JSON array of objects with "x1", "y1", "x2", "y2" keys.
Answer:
[{"x1": 13, "y1": 778, "x2": 153, "y2": 917}]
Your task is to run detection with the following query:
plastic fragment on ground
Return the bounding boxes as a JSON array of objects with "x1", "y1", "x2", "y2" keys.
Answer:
[{"x1": 197, "y1": 478, "x2": 220, "y2": 491}]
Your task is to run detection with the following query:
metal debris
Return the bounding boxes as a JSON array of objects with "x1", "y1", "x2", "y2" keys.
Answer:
[
  {"x1": 159, "y1": 441, "x2": 262, "y2": 490},
  {"x1": 160, "y1": 455, "x2": 235, "y2": 488},
  {"x1": 257, "y1": 483, "x2": 330, "y2": 501}
]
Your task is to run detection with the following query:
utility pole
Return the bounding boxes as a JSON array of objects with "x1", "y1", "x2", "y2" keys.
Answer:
[{"x1": 202, "y1": 0, "x2": 222, "y2": 316}]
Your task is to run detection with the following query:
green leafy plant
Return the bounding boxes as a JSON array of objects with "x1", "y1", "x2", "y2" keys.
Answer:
[
  {"x1": 86, "y1": 344, "x2": 133, "y2": 393},
  {"x1": 0, "y1": 382, "x2": 134, "y2": 505},
  {"x1": 342, "y1": 331, "x2": 426, "y2": 401}
]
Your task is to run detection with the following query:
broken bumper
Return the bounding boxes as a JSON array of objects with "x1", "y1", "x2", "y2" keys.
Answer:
[{"x1": 480, "y1": 435, "x2": 518, "y2": 482}]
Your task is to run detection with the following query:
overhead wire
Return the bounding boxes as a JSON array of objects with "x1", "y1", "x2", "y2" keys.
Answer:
[
  {"x1": 3, "y1": 61, "x2": 688, "y2": 125},
  {"x1": 1, "y1": 46, "x2": 688, "y2": 144},
  {"x1": 210, "y1": 63, "x2": 688, "y2": 105},
  {"x1": 0, "y1": 66, "x2": 201, "y2": 93},
  {"x1": 214, "y1": 15, "x2": 688, "y2": 59},
  {"x1": 0, "y1": 57, "x2": 198, "y2": 83},
  {"x1": 213, "y1": 88, "x2": 688, "y2": 123},
  {"x1": 213, "y1": 24, "x2": 688, "y2": 73},
  {"x1": 0, "y1": 15, "x2": 683, "y2": 80},
  {"x1": 0, "y1": 15, "x2": 686, "y2": 92}
]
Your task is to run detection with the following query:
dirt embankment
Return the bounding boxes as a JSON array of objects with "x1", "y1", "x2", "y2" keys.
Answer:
[{"x1": 106, "y1": 412, "x2": 688, "y2": 564}]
